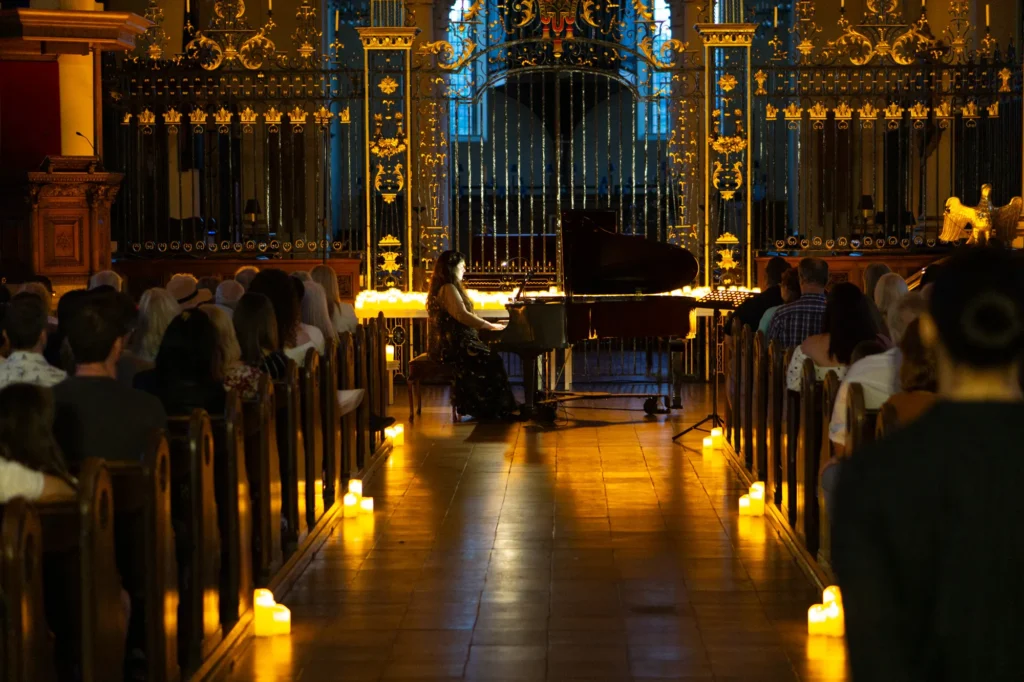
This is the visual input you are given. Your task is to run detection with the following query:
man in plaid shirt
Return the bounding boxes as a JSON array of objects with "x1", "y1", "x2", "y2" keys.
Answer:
[{"x1": 766, "y1": 258, "x2": 829, "y2": 348}]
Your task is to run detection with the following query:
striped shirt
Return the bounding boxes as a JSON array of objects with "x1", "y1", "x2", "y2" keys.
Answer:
[{"x1": 766, "y1": 293, "x2": 827, "y2": 348}]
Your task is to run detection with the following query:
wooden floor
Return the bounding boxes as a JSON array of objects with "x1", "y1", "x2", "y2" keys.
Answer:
[{"x1": 224, "y1": 384, "x2": 849, "y2": 681}]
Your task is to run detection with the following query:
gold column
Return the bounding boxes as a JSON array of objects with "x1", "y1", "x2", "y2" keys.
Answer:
[
  {"x1": 697, "y1": 24, "x2": 756, "y2": 288},
  {"x1": 57, "y1": 0, "x2": 103, "y2": 156}
]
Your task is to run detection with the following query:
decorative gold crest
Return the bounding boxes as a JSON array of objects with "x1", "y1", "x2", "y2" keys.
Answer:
[
  {"x1": 717, "y1": 74, "x2": 738, "y2": 93},
  {"x1": 378, "y1": 75, "x2": 399, "y2": 95}
]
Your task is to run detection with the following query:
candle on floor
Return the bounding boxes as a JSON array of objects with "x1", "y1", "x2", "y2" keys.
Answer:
[
  {"x1": 360, "y1": 497, "x2": 374, "y2": 513},
  {"x1": 710, "y1": 427, "x2": 724, "y2": 449},
  {"x1": 738, "y1": 494, "x2": 752, "y2": 515},
  {"x1": 702, "y1": 436, "x2": 715, "y2": 455},
  {"x1": 393, "y1": 424, "x2": 404, "y2": 445},
  {"x1": 807, "y1": 604, "x2": 829, "y2": 636},
  {"x1": 385, "y1": 426, "x2": 396, "y2": 441},
  {"x1": 254, "y1": 589, "x2": 291, "y2": 636},
  {"x1": 386, "y1": 344, "x2": 395, "y2": 362},
  {"x1": 349, "y1": 479, "x2": 363, "y2": 497},
  {"x1": 747, "y1": 482, "x2": 765, "y2": 515},
  {"x1": 822, "y1": 585, "x2": 842, "y2": 607},
  {"x1": 344, "y1": 493, "x2": 359, "y2": 518}
]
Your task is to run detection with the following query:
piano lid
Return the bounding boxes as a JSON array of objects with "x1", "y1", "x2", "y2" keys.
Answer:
[{"x1": 562, "y1": 210, "x2": 700, "y2": 296}]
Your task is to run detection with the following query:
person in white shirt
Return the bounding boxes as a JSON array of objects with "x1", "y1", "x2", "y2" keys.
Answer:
[
  {"x1": 311, "y1": 264, "x2": 359, "y2": 336},
  {"x1": 0, "y1": 383, "x2": 75, "y2": 502},
  {"x1": 248, "y1": 269, "x2": 323, "y2": 367},
  {"x1": 0, "y1": 293, "x2": 67, "y2": 390}
]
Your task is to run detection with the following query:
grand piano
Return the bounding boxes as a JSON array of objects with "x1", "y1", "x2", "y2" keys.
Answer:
[{"x1": 482, "y1": 210, "x2": 703, "y2": 415}]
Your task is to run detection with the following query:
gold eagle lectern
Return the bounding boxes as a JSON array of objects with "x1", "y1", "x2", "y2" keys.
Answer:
[{"x1": 940, "y1": 184, "x2": 1023, "y2": 245}]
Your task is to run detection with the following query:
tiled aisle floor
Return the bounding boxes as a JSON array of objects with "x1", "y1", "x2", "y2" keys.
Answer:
[{"x1": 227, "y1": 385, "x2": 848, "y2": 681}]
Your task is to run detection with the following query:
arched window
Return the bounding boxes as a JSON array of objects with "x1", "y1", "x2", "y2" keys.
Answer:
[
  {"x1": 449, "y1": 0, "x2": 486, "y2": 140},
  {"x1": 636, "y1": 0, "x2": 671, "y2": 138}
]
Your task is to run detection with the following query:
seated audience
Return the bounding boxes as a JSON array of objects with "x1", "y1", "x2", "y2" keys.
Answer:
[
  {"x1": 849, "y1": 339, "x2": 887, "y2": 365},
  {"x1": 758, "y1": 268, "x2": 801, "y2": 336},
  {"x1": 863, "y1": 262, "x2": 891, "y2": 333},
  {"x1": 833, "y1": 247, "x2": 1024, "y2": 680},
  {"x1": 786, "y1": 282, "x2": 879, "y2": 392},
  {"x1": 89, "y1": 269, "x2": 123, "y2": 291},
  {"x1": 204, "y1": 303, "x2": 264, "y2": 401},
  {"x1": 292, "y1": 271, "x2": 313, "y2": 283},
  {"x1": 44, "y1": 288, "x2": 90, "y2": 371},
  {"x1": 312, "y1": 264, "x2": 359, "y2": 336},
  {"x1": 215, "y1": 279, "x2": 245, "y2": 312},
  {"x1": 873, "y1": 272, "x2": 908, "y2": 340},
  {"x1": 880, "y1": 318, "x2": 938, "y2": 427},
  {"x1": 0, "y1": 293, "x2": 67, "y2": 389},
  {"x1": 17, "y1": 281, "x2": 54, "y2": 323},
  {"x1": 233, "y1": 292, "x2": 289, "y2": 381},
  {"x1": 234, "y1": 265, "x2": 260, "y2": 290},
  {"x1": 196, "y1": 275, "x2": 221, "y2": 299},
  {"x1": 827, "y1": 292, "x2": 928, "y2": 453},
  {"x1": 134, "y1": 309, "x2": 227, "y2": 416},
  {"x1": 727, "y1": 256, "x2": 790, "y2": 334},
  {"x1": 122, "y1": 287, "x2": 179, "y2": 387},
  {"x1": 301, "y1": 280, "x2": 339, "y2": 347},
  {"x1": 53, "y1": 291, "x2": 167, "y2": 464},
  {"x1": 0, "y1": 383, "x2": 76, "y2": 502},
  {"x1": 249, "y1": 269, "x2": 323, "y2": 366},
  {"x1": 165, "y1": 273, "x2": 213, "y2": 309},
  {"x1": 767, "y1": 257, "x2": 829, "y2": 348}
]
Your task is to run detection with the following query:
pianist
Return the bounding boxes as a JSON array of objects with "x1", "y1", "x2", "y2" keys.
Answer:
[{"x1": 427, "y1": 251, "x2": 519, "y2": 420}]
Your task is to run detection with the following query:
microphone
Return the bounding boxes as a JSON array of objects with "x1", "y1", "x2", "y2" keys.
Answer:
[{"x1": 76, "y1": 131, "x2": 99, "y2": 157}]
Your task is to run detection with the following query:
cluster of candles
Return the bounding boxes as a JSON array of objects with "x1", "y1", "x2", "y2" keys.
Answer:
[
  {"x1": 701, "y1": 426, "x2": 725, "y2": 453},
  {"x1": 807, "y1": 585, "x2": 845, "y2": 637},
  {"x1": 343, "y1": 479, "x2": 375, "y2": 518},
  {"x1": 254, "y1": 589, "x2": 291, "y2": 637},
  {"x1": 385, "y1": 424, "x2": 404, "y2": 445},
  {"x1": 738, "y1": 482, "x2": 766, "y2": 516}
]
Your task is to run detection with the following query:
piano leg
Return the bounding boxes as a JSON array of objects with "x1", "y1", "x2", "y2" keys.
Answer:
[
  {"x1": 518, "y1": 350, "x2": 543, "y2": 417},
  {"x1": 564, "y1": 347, "x2": 573, "y2": 391}
]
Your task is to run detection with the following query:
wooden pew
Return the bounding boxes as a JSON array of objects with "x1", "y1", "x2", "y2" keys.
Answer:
[
  {"x1": 300, "y1": 347, "x2": 325, "y2": 530},
  {"x1": 877, "y1": 401, "x2": 899, "y2": 440},
  {"x1": 321, "y1": 335, "x2": 342, "y2": 507},
  {"x1": 1, "y1": 498, "x2": 58, "y2": 682},
  {"x1": 354, "y1": 326, "x2": 372, "y2": 470},
  {"x1": 338, "y1": 331, "x2": 358, "y2": 481},
  {"x1": 165, "y1": 412, "x2": 222, "y2": 675},
  {"x1": 751, "y1": 331, "x2": 768, "y2": 481},
  {"x1": 38, "y1": 458, "x2": 127, "y2": 682},
  {"x1": 765, "y1": 340, "x2": 785, "y2": 508},
  {"x1": 795, "y1": 359, "x2": 823, "y2": 555},
  {"x1": 208, "y1": 391, "x2": 254, "y2": 630},
  {"x1": 107, "y1": 433, "x2": 180, "y2": 682},
  {"x1": 366, "y1": 319, "x2": 383, "y2": 451},
  {"x1": 739, "y1": 325, "x2": 755, "y2": 471},
  {"x1": 241, "y1": 375, "x2": 283, "y2": 586},
  {"x1": 375, "y1": 312, "x2": 389, "y2": 425},
  {"x1": 724, "y1": 319, "x2": 737, "y2": 449},
  {"x1": 274, "y1": 359, "x2": 308, "y2": 552},
  {"x1": 780, "y1": 347, "x2": 798, "y2": 526},
  {"x1": 847, "y1": 383, "x2": 878, "y2": 455},
  {"x1": 817, "y1": 370, "x2": 842, "y2": 571}
]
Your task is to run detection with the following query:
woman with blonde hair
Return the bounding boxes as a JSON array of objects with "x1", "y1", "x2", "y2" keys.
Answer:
[
  {"x1": 132, "y1": 288, "x2": 181, "y2": 362},
  {"x1": 301, "y1": 280, "x2": 338, "y2": 346},
  {"x1": 873, "y1": 272, "x2": 908, "y2": 339},
  {"x1": 311, "y1": 264, "x2": 358, "y2": 336},
  {"x1": 203, "y1": 304, "x2": 264, "y2": 400}
]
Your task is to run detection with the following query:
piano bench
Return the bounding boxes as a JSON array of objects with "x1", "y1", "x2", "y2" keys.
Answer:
[{"x1": 407, "y1": 354, "x2": 458, "y2": 423}]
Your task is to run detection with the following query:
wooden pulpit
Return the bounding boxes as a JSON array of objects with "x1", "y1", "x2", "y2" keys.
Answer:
[{"x1": 24, "y1": 156, "x2": 122, "y2": 290}]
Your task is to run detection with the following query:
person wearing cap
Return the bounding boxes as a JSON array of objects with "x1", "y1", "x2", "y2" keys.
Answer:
[{"x1": 165, "y1": 273, "x2": 214, "y2": 309}]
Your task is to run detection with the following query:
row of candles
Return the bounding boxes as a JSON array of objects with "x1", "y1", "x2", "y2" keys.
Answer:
[{"x1": 256, "y1": 420, "x2": 406, "y2": 636}]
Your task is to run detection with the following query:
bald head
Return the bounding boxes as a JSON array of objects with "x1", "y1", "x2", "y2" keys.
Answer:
[{"x1": 216, "y1": 279, "x2": 245, "y2": 310}]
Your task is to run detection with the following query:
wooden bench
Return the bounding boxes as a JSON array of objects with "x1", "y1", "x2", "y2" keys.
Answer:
[
  {"x1": 354, "y1": 327, "x2": 372, "y2": 470},
  {"x1": 165, "y1": 412, "x2": 223, "y2": 676},
  {"x1": 300, "y1": 347, "x2": 325, "y2": 531},
  {"x1": 208, "y1": 391, "x2": 254, "y2": 630},
  {"x1": 274, "y1": 360, "x2": 308, "y2": 553},
  {"x1": 795, "y1": 359, "x2": 823, "y2": 555},
  {"x1": 321, "y1": 335, "x2": 342, "y2": 507},
  {"x1": 107, "y1": 433, "x2": 180, "y2": 682},
  {"x1": 781, "y1": 347, "x2": 798, "y2": 526},
  {"x1": 817, "y1": 371, "x2": 842, "y2": 571},
  {"x1": 1, "y1": 498, "x2": 57, "y2": 682},
  {"x1": 765, "y1": 340, "x2": 785, "y2": 507},
  {"x1": 338, "y1": 331, "x2": 359, "y2": 481},
  {"x1": 739, "y1": 325, "x2": 755, "y2": 471},
  {"x1": 751, "y1": 331, "x2": 768, "y2": 481},
  {"x1": 38, "y1": 458, "x2": 127, "y2": 682},
  {"x1": 407, "y1": 354, "x2": 458, "y2": 423},
  {"x1": 847, "y1": 382, "x2": 879, "y2": 455},
  {"x1": 241, "y1": 375, "x2": 283, "y2": 586}
]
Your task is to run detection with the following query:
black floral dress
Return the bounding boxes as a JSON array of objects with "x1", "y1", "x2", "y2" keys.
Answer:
[{"x1": 428, "y1": 292, "x2": 517, "y2": 419}]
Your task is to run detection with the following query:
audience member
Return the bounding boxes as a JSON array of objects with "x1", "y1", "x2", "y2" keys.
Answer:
[
  {"x1": 215, "y1": 279, "x2": 245, "y2": 312},
  {"x1": 312, "y1": 264, "x2": 359, "y2": 336},
  {"x1": 833, "y1": 246, "x2": 1024, "y2": 680},
  {"x1": 196, "y1": 276, "x2": 221, "y2": 299},
  {"x1": 292, "y1": 271, "x2": 313, "y2": 283},
  {"x1": 0, "y1": 383, "x2": 76, "y2": 502},
  {"x1": 233, "y1": 292, "x2": 289, "y2": 381},
  {"x1": 249, "y1": 269, "x2": 323, "y2": 366},
  {"x1": 767, "y1": 257, "x2": 829, "y2": 348},
  {"x1": 234, "y1": 265, "x2": 260, "y2": 290},
  {"x1": 863, "y1": 262, "x2": 891, "y2": 332},
  {"x1": 301, "y1": 280, "x2": 339, "y2": 346},
  {"x1": 166, "y1": 273, "x2": 213, "y2": 309},
  {"x1": 204, "y1": 303, "x2": 263, "y2": 401},
  {"x1": 89, "y1": 269, "x2": 123, "y2": 291},
  {"x1": 0, "y1": 293, "x2": 67, "y2": 389},
  {"x1": 727, "y1": 256, "x2": 789, "y2": 335},
  {"x1": 134, "y1": 309, "x2": 227, "y2": 416},
  {"x1": 758, "y1": 268, "x2": 800, "y2": 336},
  {"x1": 53, "y1": 291, "x2": 167, "y2": 464},
  {"x1": 873, "y1": 272, "x2": 908, "y2": 340},
  {"x1": 827, "y1": 292, "x2": 927, "y2": 453},
  {"x1": 127, "y1": 287, "x2": 180, "y2": 374},
  {"x1": 881, "y1": 318, "x2": 938, "y2": 427},
  {"x1": 17, "y1": 281, "x2": 54, "y2": 321},
  {"x1": 849, "y1": 339, "x2": 887, "y2": 365},
  {"x1": 44, "y1": 288, "x2": 89, "y2": 371},
  {"x1": 786, "y1": 282, "x2": 879, "y2": 392}
]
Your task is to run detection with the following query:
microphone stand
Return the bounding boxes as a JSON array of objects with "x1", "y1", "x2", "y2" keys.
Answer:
[{"x1": 672, "y1": 307, "x2": 725, "y2": 441}]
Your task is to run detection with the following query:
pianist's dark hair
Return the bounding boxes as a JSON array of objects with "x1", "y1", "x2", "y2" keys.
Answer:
[{"x1": 428, "y1": 250, "x2": 473, "y2": 311}]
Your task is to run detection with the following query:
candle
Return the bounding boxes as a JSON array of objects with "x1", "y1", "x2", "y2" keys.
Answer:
[
  {"x1": 268, "y1": 0, "x2": 272, "y2": 11},
  {"x1": 808, "y1": 586, "x2": 845, "y2": 637},
  {"x1": 335, "y1": 9, "x2": 339, "y2": 31},
  {"x1": 702, "y1": 435, "x2": 715, "y2": 455},
  {"x1": 360, "y1": 497, "x2": 374, "y2": 513},
  {"x1": 348, "y1": 479, "x2": 363, "y2": 497},
  {"x1": 343, "y1": 493, "x2": 359, "y2": 518},
  {"x1": 254, "y1": 589, "x2": 291, "y2": 636},
  {"x1": 393, "y1": 423, "x2": 404, "y2": 445},
  {"x1": 738, "y1": 494, "x2": 752, "y2": 515},
  {"x1": 186, "y1": 0, "x2": 190, "y2": 12},
  {"x1": 823, "y1": 585, "x2": 842, "y2": 607},
  {"x1": 710, "y1": 427, "x2": 724, "y2": 449},
  {"x1": 747, "y1": 482, "x2": 765, "y2": 515},
  {"x1": 807, "y1": 604, "x2": 829, "y2": 636},
  {"x1": 386, "y1": 344, "x2": 395, "y2": 362},
  {"x1": 986, "y1": 4, "x2": 990, "y2": 27},
  {"x1": 773, "y1": 6, "x2": 777, "y2": 28}
]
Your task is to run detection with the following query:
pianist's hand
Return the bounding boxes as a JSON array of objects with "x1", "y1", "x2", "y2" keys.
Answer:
[{"x1": 487, "y1": 320, "x2": 507, "y2": 332}]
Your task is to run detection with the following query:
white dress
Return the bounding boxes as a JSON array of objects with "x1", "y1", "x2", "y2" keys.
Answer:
[
  {"x1": 284, "y1": 324, "x2": 326, "y2": 367},
  {"x1": 786, "y1": 345, "x2": 847, "y2": 392},
  {"x1": 332, "y1": 303, "x2": 359, "y2": 336}
]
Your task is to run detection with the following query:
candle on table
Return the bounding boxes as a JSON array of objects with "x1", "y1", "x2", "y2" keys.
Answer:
[
  {"x1": 386, "y1": 344, "x2": 395, "y2": 362},
  {"x1": 344, "y1": 493, "x2": 359, "y2": 517}
]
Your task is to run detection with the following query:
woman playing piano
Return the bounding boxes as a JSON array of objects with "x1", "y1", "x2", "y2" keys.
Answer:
[{"x1": 427, "y1": 251, "x2": 519, "y2": 420}]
